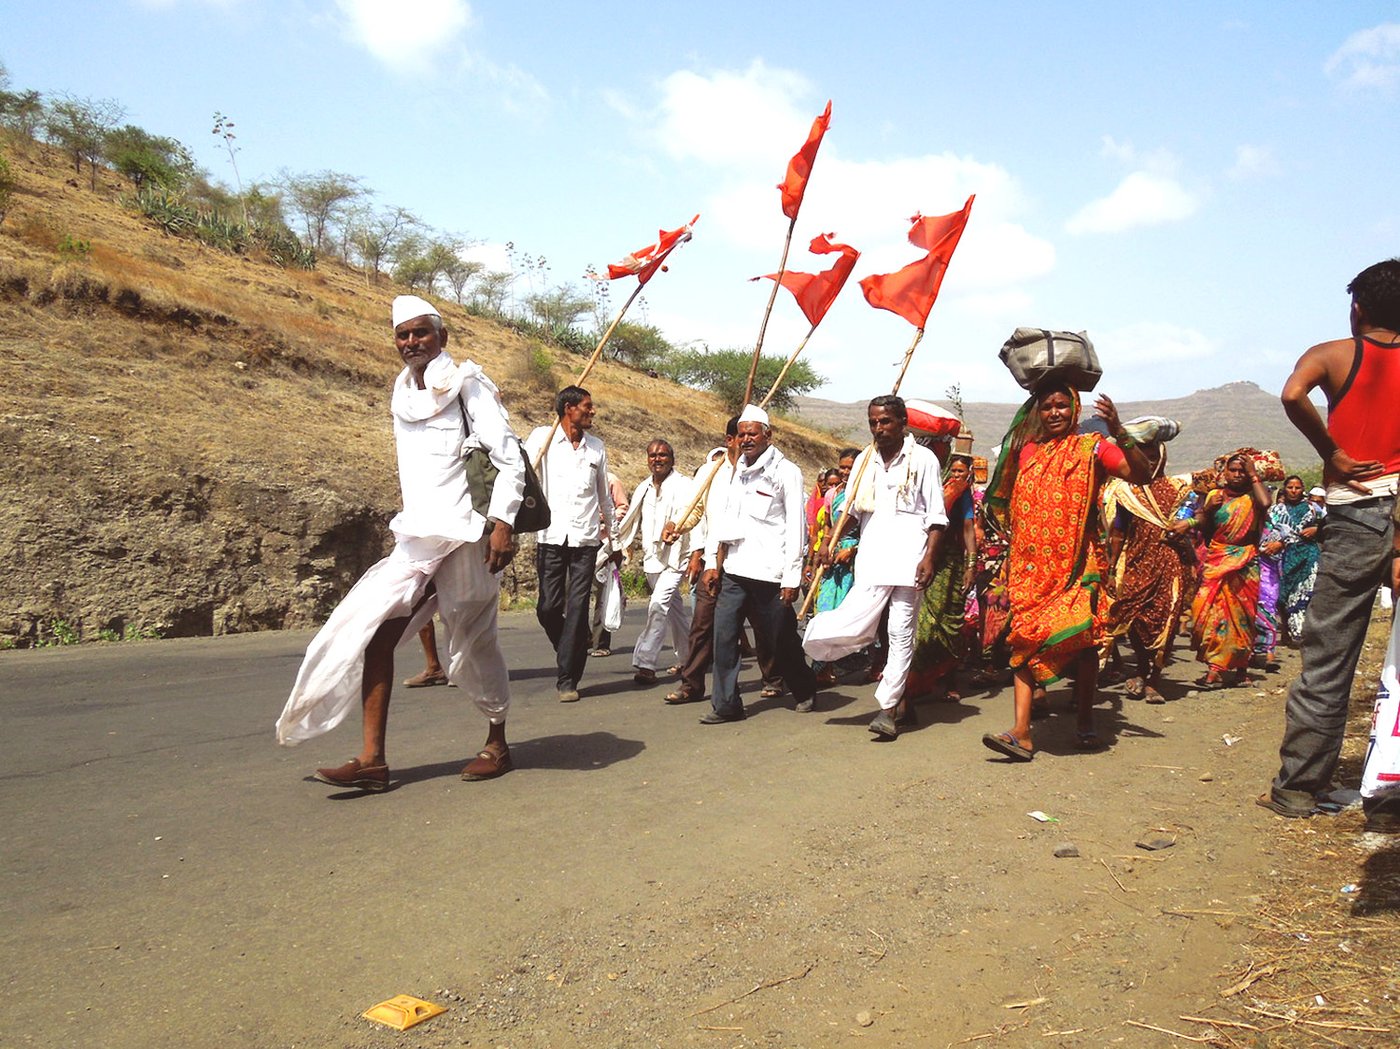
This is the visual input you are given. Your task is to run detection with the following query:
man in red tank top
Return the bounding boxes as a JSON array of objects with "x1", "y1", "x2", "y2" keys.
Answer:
[{"x1": 1261, "y1": 258, "x2": 1400, "y2": 832}]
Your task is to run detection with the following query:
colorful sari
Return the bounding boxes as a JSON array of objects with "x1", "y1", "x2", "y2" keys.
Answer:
[
  {"x1": 908, "y1": 478, "x2": 974, "y2": 693},
  {"x1": 813, "y1": 488, "x2": 857, "y2": 613},
  {"x1": 1106, "y1": 476, "x2": 1194, "y2": 671},
  {"x1": 1253, "y1": 515, "x2": 1283, "y2": 656},
  {"x1": 1270, "y1": 499, "x2": 1323, "y2": 640},
  {"x1": 1189, "y1": 489, "x2": 1261, "y2": 673},
  {"x1": 1003, "y1": 433, "x2": 1106, "y2": 684}
]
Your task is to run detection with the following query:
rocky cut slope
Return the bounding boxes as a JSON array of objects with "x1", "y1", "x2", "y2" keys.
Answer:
[{"x1": 0, "y1": 138, "x2": 841, "y2": 647}]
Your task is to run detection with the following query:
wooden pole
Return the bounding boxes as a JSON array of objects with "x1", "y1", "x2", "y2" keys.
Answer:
[
  {"x1": 799, "y1": 326, "x2": 927, "y2": 618},
  {"x1": 663, "y1": 450, "x2": 729, "y2": 544},
  {"x1": 742, "y1": 214, "x2": 799, "y2": 406},
  {"x1": 531, "y1": 280, "x2": 645, "y2": 472},
  {"x1": 756, "y1": 324, "x2": 817, "y2": 411}
]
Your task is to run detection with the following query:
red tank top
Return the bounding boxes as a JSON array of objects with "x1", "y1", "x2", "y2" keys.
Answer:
[{"x1": 1329, "y1": 334, "x2": 1400, "y2": 474}]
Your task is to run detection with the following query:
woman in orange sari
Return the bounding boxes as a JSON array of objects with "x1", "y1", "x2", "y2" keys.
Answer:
[
  {"x1": 981, "y1": 380, "x2": 1152, "y2": 761},
  {"x1": 1175, "y1": 452, "x2": 1270, "y2": 688}
]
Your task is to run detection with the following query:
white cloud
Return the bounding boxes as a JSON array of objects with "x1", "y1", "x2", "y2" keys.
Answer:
[
  {"x1": 1098, "y1": 135, "x2": 1179, "y2": 176},
  {"x1": 1065, "y1": 172, "x2": 1199, "y2": 234},
  {"x1": 1227, "y1": 144, "x2": 1279, "y2": 181},
  {"x1": 653, "y1": 60, "x2": 814, "y2": 167},
  {"x1": 1325, "y1": 23, "x2": 1400, "y2": 91},
  {"x1": 335, "y1": 0, "x2": 474, "y2": 73}
]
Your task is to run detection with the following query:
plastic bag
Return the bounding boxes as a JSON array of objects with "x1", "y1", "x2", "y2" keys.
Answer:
[
  {"x1": 1360, "y1": 611, "x2": 1400, "y2": 800},
  {"x1": 600, "y1": 566, "x2": 625, "y2": 633}
]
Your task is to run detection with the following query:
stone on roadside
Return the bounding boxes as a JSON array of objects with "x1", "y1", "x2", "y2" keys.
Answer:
[
  {"x1": 1198, "y1": 772, "x2": 1214, "y2": 782},
  {"x1": 856, "y1": 1010, "x2": 874, "y2": 1027},
  {"x1": 1053, "y1": 842, "x2": 1080, "y2": 858},
  {"x1": 1136, "y1": 832, "x2": 1177, "y2": 851}
]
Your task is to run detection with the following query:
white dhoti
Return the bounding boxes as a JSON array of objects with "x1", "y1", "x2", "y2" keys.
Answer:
[
  {"x1": 803, "y1": 582, "x2": 919, "y2": 710},
  {"x1": 275, "y1": 536, "x2": 508, "y2": 745},
  {"x1": 632, "y1": 568, "x2": 691, "y2": 671}
]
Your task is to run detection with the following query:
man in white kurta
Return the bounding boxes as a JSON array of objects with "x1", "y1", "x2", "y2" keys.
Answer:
[
  {"x1": 275, "y1": 295, "x2": 525, "y2": 790},
  {"x1": 804, "y1": 396, "x2": 946, "y2": 739},
  {"x1": 701, "y1": 405, "x2": 818, "y2": 721},
  {"x1": 616, "y1": 439, "x2": 697, "y2": 680},
  {"x1": 525, "y1": 386, "x2": 614, "y2": 702}
]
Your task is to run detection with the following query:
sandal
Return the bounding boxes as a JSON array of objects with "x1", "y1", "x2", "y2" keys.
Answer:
[
  {"x1": 664, "y1": 689, "x2": 699, "y2": 705},
  {"x1": 1075, "y1": 730, "x2": 1105, "y2": 751},
  {"x1": 1144, "y1": 685, "x2": 1166, "y2": 705},
  {"x1": 461, "y1": 747, "x2": 513, "y2": 781},
  {"x1": 403, "y1": 669, "x2": 448, "y2": 688},
  {"x1": 760, "y1": 686, "x2": 783, "y2": 699},
  {"x1": 1193, "y1": 674, "x2": 1228, "y2": 692},
  {"x1": 633, "y1": 668, "x2": 657, "y2": 686},
  {"x1": 1123, "y1": 677, "x2": 1146, "y2": 700},
  {"x1": 981, "y1": 731, "x2": 1033, "y2": 762}
]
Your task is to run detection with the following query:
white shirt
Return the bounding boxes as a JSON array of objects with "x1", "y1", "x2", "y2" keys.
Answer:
[
  {"x1": 706, "y1": 445, "x2": 806, "y2": 588},
  {"x1": 388, "y1": 353, "x2": 524, "y2": 558},
  {"x1": 849, "y1": 437, "x2": 947, "y2": 587},
  {"x1": 525, "y1": 424, "x2": 612, "y2": 547},
  {"x1": 617, "y1": 469, "x2": 698, "y2": 572}
]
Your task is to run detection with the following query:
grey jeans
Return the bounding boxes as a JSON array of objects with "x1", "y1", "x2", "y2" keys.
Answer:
[{"x1": 1271, "y1": 496, "x2": 1396, "y2": 815}]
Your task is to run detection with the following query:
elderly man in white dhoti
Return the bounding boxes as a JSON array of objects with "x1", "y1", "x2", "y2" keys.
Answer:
[
  {"x1": 803, "y1": 395, "x2": 946, "y2": 740},
  {"x1": 275, "y1": 295, "x2": 524, "y2": 791},
  {"x1": 616, "y1": 439, "x2": 698, "y2": 685}
]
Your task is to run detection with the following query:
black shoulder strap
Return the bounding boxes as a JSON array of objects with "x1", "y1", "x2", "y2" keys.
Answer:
[{"x1": 1330, "y1": 335, "x2": 1364, "y2": 409}]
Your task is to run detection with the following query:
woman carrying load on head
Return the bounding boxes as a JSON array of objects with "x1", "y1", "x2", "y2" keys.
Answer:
[
  {"x1": 981, "y1": 379, "x2": 1153, "y2": 761},
  {"x1": 1269, "y1": 475, "x2": 1324, "y2": 643},
  {"x1": 1102, "y1": 420, "x2": 1195, "y2": 704},
  {"x1": 1175, "y1": 451, "x2": 1271, "y2": 689}
]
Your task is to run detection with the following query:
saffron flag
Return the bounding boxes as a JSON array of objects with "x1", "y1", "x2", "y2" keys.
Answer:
[
  {"x1": 778, "y1": 101, "x2": 832, "y2": 220},
  {"x1": 754, "y1": 233, "x2": 860, "y2": 329},
  {"x1": 604, "y1": 214, "x2": 700, "y2": 285},
  {"x1": 859, "y1": 195, "x2": 974, "y2": 329}
]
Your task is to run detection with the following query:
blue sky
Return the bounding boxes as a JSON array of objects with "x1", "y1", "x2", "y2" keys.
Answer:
[{"x1": 5, "y1": 2, "x2": 1399, "y2": 404}]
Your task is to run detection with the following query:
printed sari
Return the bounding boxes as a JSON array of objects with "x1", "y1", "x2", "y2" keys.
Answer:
[
  {"x1": 908, "y1": 478, "x2": 974, "y2": 693},
  {"x1": 1004, "y1": 433, "x2": 1106, "y2": 684},
  {"x1": 1271, "y1": 499, "x2": 1323, "y2": 640},
  {"x1": 1106, "y1": 476, "x2": 1194, "y2": 670},
  {"x1": 813, "y1": 489, "x2": 857, "y2": 613},
  {"x1": 1190, "y1": 489, "x2": 1261, "y2": 673}
]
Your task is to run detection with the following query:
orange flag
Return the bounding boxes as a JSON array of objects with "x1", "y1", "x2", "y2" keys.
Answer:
[
  {"x1": 604, "y1": 214, "x2": 700, "y2": 285},
  {"x1": 859, "y1": 195, "x2": 975, "y2": 329},
  {"x1": 754, "y1": 233, "x2": 860, "y2": 328},
  {"x1": 778, "y1": 101, "x2": 832, "y2": 220}
]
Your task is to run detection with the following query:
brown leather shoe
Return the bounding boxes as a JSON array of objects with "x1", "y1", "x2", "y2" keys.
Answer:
[
  {"x1": 313, "y1": 757, "x2": 390, "y2": 792},
  {"x1": 403, "y1": 669, "x2": 448, "y2": 687},
  {"x1": 461, "y1": 747, "x2": 513, "y2": 781}
]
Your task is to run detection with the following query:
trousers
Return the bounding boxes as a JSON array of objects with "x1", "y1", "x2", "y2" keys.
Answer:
[
  {"x1": 1271, "y1": 497, "x2": 1397, "y2": 817},
  {"x1": 804, "y1": 582, "x2": 919, "y2": 710},
  {"x1": 536, "y1": 541, "x2": 598, "y2": 690},
  {"x1": 711, "y1": 573, "x2": 816, "y2": 717}
]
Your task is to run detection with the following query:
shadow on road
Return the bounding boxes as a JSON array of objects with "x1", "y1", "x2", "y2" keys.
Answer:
[{"x1": 510, "y1": 731, "x2": 645, "y2": 771}]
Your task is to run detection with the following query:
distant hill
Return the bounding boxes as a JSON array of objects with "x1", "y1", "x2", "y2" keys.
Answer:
[{"x1": 795, "y1": 381, "x2": 1324, "y2": 474}]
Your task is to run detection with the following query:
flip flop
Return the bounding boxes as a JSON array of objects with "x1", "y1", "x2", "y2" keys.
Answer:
[
  {"x1": 1144, "y1": 686, "x2": 1166, "y2": 705},
  {"x1": 981, "y1": 731, "x2": 1033, "y2": 762},
  {"x1": 760, "y1": 686, "x2": 783, "y2": 699},
  {"x1": 1193, "y1": 674, "x2": 1228, "y2": 692}
]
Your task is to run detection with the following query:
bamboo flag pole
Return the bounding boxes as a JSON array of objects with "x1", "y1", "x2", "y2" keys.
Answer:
[
  {"x1": 798, "y1": 326, "x2": 925, "y2": 619},
  {"x1": 741, "y1": 214, "x2": 799, "y2": 406},
  {"x1": 756, "y1": 323, "x2": 817, "y2": 411},
  {"x1": 531, "y1": 280, "x2": 646, "y2": 473},
  {"x1": 662, "y1": 449, "x2": 729, "y2": 546}
]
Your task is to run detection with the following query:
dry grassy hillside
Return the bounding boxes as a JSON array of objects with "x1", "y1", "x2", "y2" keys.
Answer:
[{"x1": 0, "y1": 136, "x2": 840, "y2": 646}]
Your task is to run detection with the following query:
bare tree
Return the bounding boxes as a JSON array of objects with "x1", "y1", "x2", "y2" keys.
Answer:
[
  {"x1": 348, "y1": 205, "x2": 419, "y2": 285},
  {"x1": 280, "y1": 169, "x2": 364, "y2": 255},
  {"x1": 44, "y1": 95, "x2": 125, "y2": 189}
]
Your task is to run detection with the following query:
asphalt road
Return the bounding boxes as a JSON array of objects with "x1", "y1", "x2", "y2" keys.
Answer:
[{"x1": 1, "y1": 608, "x2": 1290, "y2": 1048}]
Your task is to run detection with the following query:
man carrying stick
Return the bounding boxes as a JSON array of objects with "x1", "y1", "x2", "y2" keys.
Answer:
[
  {"x1": 804, "y1": 396, "x2": 946, "y2": 739},
  {"x1": 700, "y1": 405, "x2": 818, "y2": 722}
]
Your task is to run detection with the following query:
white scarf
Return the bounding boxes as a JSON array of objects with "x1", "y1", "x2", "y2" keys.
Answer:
[
  {"x1": 389, "y1": 352, "x2": 496, "y2": 423},
  {"x1": 846, "y1": 436, "x2": 914, "y2": 514},
  {"x1": 713, "y1": 445, "x2": 786, "y2": 543}
]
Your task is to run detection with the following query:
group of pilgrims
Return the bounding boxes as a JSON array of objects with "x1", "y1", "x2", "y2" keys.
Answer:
[{"x1": 273, "y1": 294, "x2": 1330, "y2": 789}]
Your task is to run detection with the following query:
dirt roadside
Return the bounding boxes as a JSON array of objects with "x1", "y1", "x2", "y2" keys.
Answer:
[{"x1": 2, "y1": 615, "x2": 1395, "y2": 1048}]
